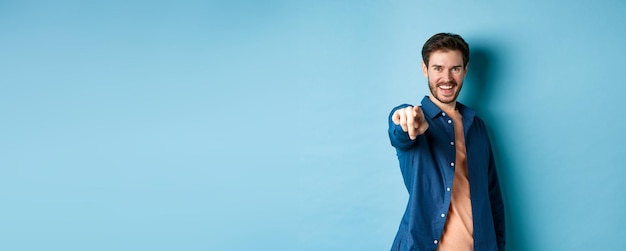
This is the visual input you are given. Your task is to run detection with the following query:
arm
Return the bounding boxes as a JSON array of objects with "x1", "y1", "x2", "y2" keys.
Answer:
[
  {"x1": 387, "y1": 104, "x2": 428, "y2": 151},
  {"x1": 487, "y1": 143, "x2": 506, "y2": 250}
]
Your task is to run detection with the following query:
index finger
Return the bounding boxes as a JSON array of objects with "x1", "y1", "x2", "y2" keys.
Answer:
[
  {"x1": 414, "y1": 106, "x2": 423, "y2": 120},
  {"x1": 405, "y1": 107, "x2": 418, "y2": 140}
]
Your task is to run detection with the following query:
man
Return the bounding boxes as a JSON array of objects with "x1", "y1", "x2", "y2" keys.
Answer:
[{"x1": 388, "y1": 33, "x2": 505, "y2": 251}]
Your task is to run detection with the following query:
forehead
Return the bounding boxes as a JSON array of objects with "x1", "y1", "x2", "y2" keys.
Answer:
[{"x1": 428, "y1": 50, "x2": 463, "y2": 66}]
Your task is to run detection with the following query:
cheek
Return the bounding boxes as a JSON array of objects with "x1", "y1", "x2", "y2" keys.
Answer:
[
  {"x1": 454, "y1": 75, "x2": 465, "y2": 83},
  {"x1": 428, "y1": 74, "x2": 443, "y2": 83}
]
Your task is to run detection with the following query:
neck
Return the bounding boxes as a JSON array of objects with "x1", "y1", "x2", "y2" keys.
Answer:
[{"x1": 428, "y1": 96, "x2": 457, "y2": 113}]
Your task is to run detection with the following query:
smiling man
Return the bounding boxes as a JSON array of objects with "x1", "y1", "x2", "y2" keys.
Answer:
[{"x1": 388, "y1": 33, "x2": 505, "y2": 251}]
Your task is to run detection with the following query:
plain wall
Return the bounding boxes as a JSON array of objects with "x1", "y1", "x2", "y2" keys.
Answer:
[{"x1": 2, "y1": 0, "x2": 625, "y2": 250}]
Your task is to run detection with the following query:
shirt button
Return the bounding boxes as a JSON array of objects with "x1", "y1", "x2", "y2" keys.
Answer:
[
  {"x1": 450, "y1": 141, "x2": 454, "y2": 146},
  {"x1": 447, "y1": 119, "x2": 452, "y2": 124},
  {"x1": 441, "y1": 213, "x2": 446, "y2": 218},
  {"x1": 442, "y1": 112, "x2": 446, "y2": 116},
  {"x1": 450, "y1": 162, "x2": 455, "y2": 167},
  {"x1": 446, "y1": 187, "x2": 451, "y2": 192},
  {"x1": 434, "y1": 240, "x2": 439, "y2": 244}
]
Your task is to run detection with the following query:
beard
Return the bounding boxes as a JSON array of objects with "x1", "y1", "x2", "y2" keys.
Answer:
[{"x1": 428, "y1": 78, "x2": 463, "y2": 104}]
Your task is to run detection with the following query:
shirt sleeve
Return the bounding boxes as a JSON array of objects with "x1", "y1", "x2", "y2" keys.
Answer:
[{"x1": 487, "y1": 140, "x2": 506, "y2": 250}]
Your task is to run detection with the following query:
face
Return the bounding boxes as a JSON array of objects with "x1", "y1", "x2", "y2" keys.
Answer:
[{"x1": 422, "y1": 50, "x2": 467, "y2": 105}]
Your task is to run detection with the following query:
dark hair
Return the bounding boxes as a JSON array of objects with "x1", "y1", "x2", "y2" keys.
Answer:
[{"x1": 421, "y1": 33, "x2": 470, "y2": 67}]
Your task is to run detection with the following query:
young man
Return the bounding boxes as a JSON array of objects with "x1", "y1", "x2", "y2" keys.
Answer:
[{"x1": 388, "y1": 33, "x2": 505, "y2": 251}]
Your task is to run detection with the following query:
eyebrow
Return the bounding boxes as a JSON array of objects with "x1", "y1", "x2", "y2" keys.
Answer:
[{"x1": 431, "y1": 64, "x2": 463, "y2": 68}]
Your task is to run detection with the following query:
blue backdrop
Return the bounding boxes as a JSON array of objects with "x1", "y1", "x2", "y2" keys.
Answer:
[{"x1": 2, "y1": 0, "x2": 625, "y2": 250}]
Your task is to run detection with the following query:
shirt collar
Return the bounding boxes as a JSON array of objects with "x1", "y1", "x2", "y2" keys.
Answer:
[{"x1": 420, "y1": 96, "x2": 476, "y2": 121}]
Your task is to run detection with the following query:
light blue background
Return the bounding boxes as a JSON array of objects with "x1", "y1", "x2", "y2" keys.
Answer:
[{"x1": 2, "y1": 0, "x2": 625, "y2": 250}]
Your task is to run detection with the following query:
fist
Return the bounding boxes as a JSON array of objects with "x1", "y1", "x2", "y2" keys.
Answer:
[{"x1": 392, "y1": 106, "x2": 429, "y2": 140}]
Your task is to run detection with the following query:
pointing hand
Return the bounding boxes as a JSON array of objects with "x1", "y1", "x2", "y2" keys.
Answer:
[{"x1": 392, "y1": 106, "x2": 429, "y2": 140}]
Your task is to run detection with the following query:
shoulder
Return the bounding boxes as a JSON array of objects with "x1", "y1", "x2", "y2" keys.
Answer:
[
  {"x1": 473, "y1": 115, "x2": 487, "y2": 126},
  {"x1": 458, "y1": 103, "x2": 489, "y2": 131}
]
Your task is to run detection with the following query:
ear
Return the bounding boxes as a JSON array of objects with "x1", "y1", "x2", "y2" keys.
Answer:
[{"x1": 421, "y1": 61, "x2": 428, "y2": 78}]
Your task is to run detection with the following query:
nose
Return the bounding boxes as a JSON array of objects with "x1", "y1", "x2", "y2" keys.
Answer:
[{"x1": 444, "y1": 70, "x2": 453, "y2": 82}]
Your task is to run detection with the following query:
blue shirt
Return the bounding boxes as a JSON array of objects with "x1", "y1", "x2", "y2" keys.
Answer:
[{"x1": 388, "y1": 96, "x2": 505, "y2": 251}]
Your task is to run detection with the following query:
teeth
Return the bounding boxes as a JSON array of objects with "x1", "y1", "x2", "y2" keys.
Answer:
[{"x1": 440, "y1": 86, "x2": 453, "y2": 89}]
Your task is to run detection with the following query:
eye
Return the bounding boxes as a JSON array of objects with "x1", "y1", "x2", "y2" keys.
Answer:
[
  {"x1": 433, "y1": 66, "x2": 442, "y2": 72},
  {"x1": 452, "y1": 67, "x2": 461, "y2": 73}
]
